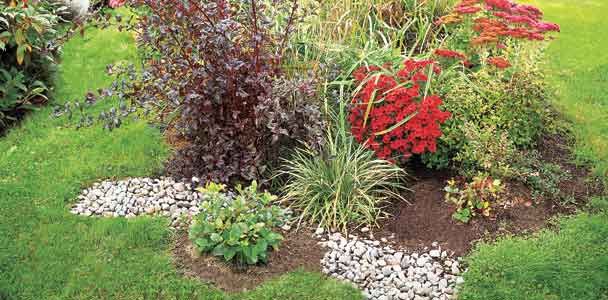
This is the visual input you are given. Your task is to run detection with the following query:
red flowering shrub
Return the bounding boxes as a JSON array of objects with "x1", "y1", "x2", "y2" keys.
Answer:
[
  {"x1": 436, "y1": 0, "x2": 559, "y2": 68},
  {"x1": 349, "y1": 60, "x2": 451, "y2": 162}
]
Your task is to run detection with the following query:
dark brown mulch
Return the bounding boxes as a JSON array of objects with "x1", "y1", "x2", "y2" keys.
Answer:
[
  {"x1": 379, "y1": 134, "x2": 605, "y2": 256},
  {"x1": 172, "y1": 228, "x2": 324, "y2": 293}
]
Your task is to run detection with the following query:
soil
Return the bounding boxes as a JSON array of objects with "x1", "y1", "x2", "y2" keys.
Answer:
[
  {"x1": 170, "y1": 134, "x2": 605, "y2": 289},
  {"x1": 172, "y1": 228, "x2": 324, "y2": 293},
  {"x1": 379, "y1": 133, "x2": 605, "y2": 256}
]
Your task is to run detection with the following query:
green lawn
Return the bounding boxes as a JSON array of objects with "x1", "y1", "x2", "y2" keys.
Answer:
[
  {"x1": 536, "y1": 0, "x2": 608, "y2": 179},
  {"x1": 0, "y1": 24, "x2": 360, "y2": 300},
  {"x1": 459, "y1": 1, "x2": 608, "y2": 299}
]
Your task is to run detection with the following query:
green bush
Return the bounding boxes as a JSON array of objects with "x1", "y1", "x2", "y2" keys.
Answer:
[
  {"x1": 0, "y1": 67, "x2": 47, "y2": 128},
  {"x1": 189, "y1": 181, "x2": 285, "y2": 267},
  {"x1": 278, "y1": 103, "x2": 408, "y2": 232},
  {"x1": 0, "y1": 1, "x2": 66, "y2": 131},
  {"x1": 422, "y1": 63, "x2": 551, "y2": 174}
]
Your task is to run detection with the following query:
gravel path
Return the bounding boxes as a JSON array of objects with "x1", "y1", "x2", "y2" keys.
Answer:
[{"x1": 318, "y1": 232, "x2": 463, "y2": 300}]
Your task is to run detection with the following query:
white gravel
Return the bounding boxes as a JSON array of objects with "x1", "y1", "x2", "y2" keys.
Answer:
[
  {"x1": 70, "y1": 177, "x2": 206, "y2": 227},
  {"x1": 318, "y1": 232, "x2": 464, "y2": 300}
]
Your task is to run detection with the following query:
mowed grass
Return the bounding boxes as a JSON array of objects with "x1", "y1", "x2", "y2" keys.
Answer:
[
  {"x1": 535, "y1": 0, "x2": 608, "y2": 179},
  {"x1": 0, "y1": 22, "x2": 361, "y2": 300},
  {"x1": 459, "y1": 1, "x2": 608, "y2": 299}
]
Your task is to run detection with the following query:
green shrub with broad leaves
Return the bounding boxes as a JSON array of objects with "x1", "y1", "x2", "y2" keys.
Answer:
[{"x1": 189, "y1": 181, "x2": 285, "y2": 267}]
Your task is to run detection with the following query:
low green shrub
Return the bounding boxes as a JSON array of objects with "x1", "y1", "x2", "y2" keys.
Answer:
[
  {"x1": 517, "y1": 152, "x2": 573, "y2": 204},
  {"x1": 422, "y1": 64, "x2": 552, "y2": 175},
  {"x1": 453, "y1": 123, "x2": 518, "y2": 179},
  {"x1": 0, "y1": 67, "x2": 47, "y2": 128},
  {"x1": 189, "y1": 181, "x2": 285, "y2": 267}
]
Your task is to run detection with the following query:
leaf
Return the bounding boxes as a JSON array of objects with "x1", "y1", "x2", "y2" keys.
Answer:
[
  {"x1": 228, "y1": 224, "x2": 243, "y2": 241},
  {"x1": 222, "y1": 247, "x2": 237, "y2": 261},
  {"x1": 16, "y1": 44, "x2": 27, "y2": 65},
  {"x1": 195, "y1": 238, "x2": 212, "y2": 251},
  {"x1": 211, "y1": 244, "x2": 226, "y2": 257},
  {"x1": 210, "y1": 233, "x2": 223, "y2": 243},
  {"x1": 243, "y1": 246, "x2": 258, "y2": 265},
  {"x1": 374, "y1": 112, "x2": 418, "y2": 136}
]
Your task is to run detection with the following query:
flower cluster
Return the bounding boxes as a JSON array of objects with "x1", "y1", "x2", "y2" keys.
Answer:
[
  {"x1": 349, "y1": 60, "x2": 451, "y2": 162},
  {"x1": 109, "y1": 0, "x2": 127, "y2": 8},
  {"x1": 436, "y1": 0, "x2": 559, "y2": 68}
]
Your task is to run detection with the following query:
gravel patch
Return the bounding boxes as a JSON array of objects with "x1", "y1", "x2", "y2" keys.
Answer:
[
  {"x1": 70, "y1": 177, "x2": 206, "y2": 227},
  {"x1": 319, "y1": 232, "x2": 464, "y2": 300}
]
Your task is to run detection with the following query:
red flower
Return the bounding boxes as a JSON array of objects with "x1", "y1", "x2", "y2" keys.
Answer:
[
  {"x1": 435, "y1": 49, "x2": 467, "y2": 60},
  {"x1": 488, "y1": 57, "x2": 511, "y2": 69},
  {"x1": 109, "y1": 0, "x2": 127, "y2": 8},
  {"x1": 484, "y1": 0, "x2": 513, "y2": 11},
  {"x1": 349, "y1": 59, "x2": 451, "y2": 163},
  {"x1": 455, "y1": 6, "x2": 482, "y2": 14}
]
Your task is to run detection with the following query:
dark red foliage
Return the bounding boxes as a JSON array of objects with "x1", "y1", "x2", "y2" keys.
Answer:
[
  {"x1": 127, "y1": 0, "x2": 308, "y2": 183},
  {"x1": 349, "y1": 60, "x2": 451, "y2": 162}
]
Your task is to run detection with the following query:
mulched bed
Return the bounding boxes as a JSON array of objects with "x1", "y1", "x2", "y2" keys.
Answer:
[
  {"x1": 170, "y1": 133, "x2": 604, "y2": 290},
  {"x1": 380, "y1": 134, "x2": 605, "y2": 256},
  {"x1": 172, "y1": 228, "x2": 324, "y2": 292}
]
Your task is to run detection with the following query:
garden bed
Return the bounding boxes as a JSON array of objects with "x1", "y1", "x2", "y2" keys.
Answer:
[
  {"x1": 172, "y1": 228, "x2": 324, "y2": 292},
  {"x1": 379, "y1": 133, "x2": 604, "y2": 255}
]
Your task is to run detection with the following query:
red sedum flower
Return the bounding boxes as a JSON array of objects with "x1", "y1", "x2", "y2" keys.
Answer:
[
  {"x1": 488, "y1": 56, "x2": 511, "y2": 68},
  {"x1": 435, "y1": 49, "x2": 467, "y2": 60}
]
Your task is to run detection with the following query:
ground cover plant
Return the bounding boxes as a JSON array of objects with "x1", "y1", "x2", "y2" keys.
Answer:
[{"x1": 189, "y1": 181, "x2": 285, "y2": 266}]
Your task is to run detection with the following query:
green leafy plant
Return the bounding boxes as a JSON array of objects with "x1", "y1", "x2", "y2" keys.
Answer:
[
  {"x1": 422, "y1": 64, "x2": 551, "y2": 172},
  {"x1": 444, "y1": 174, "x2": 503, "y2": 223},
  {"x1": 0, "y1": 1, "x2": 62, "y2": 66},
  {"x1": 516, "y1": 152, "x2": 573, "y2": 205},
  {"x1": 0, "y1": 67, "x2": 47, "y2": 130},
  {"x1": 189, "y1": 181, "x2": 285, "y2": 267},
  {"x1": 453, "y1": 123, "x2": 518, "y2": 179},
  {"x1": 278, "y1": 99, "x2": 408, "y2": 232},
  {"x1": 0, "y1": 1, "x2": 68, "y2": 132}
]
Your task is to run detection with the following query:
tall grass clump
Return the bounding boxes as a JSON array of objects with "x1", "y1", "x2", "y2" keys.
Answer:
[
  {"x1": 278, "y1": 99, "x2": 409, "y2": 232},
  {"x1": 280, "y1": 0, "x2": 455, "y2": 76}
]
